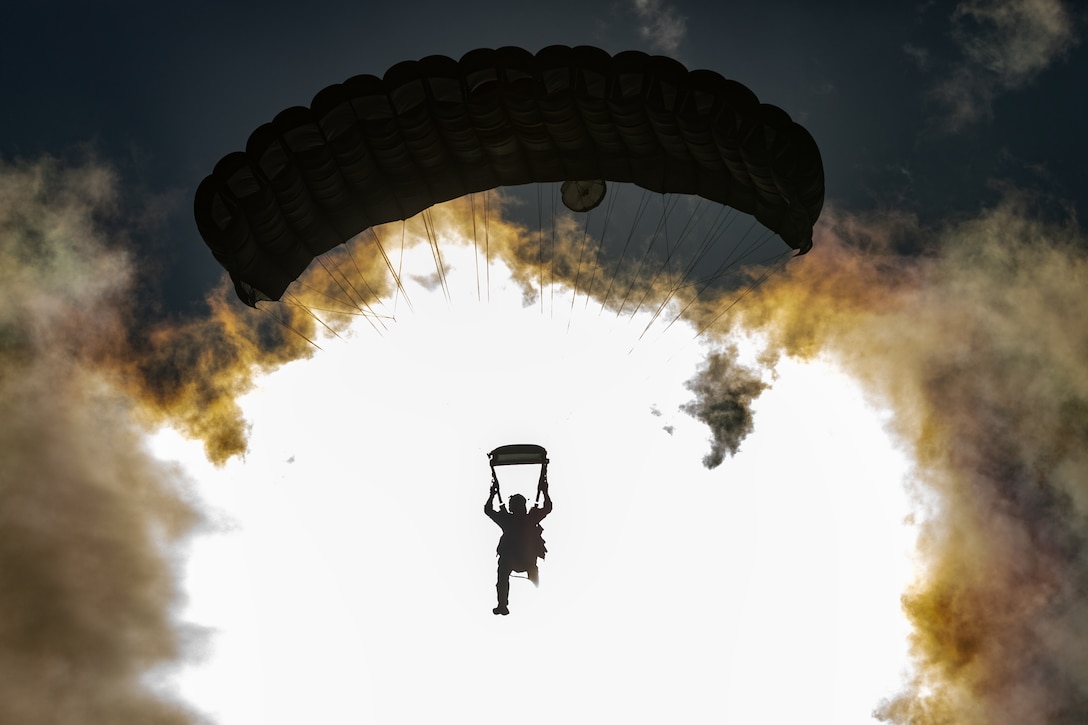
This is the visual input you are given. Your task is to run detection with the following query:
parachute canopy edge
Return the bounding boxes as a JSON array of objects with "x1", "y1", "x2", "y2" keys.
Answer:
[
  {"x1": 193, "y1": 45, "x2": 825, "y2": 306},
  {"x1": 489, "y1": 444, "x2": 549, "y2": 467}
]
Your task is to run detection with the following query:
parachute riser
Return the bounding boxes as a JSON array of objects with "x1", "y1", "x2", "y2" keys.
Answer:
[
  {"x1": 489, "y1": 463, "x2": 506, "y2": 513},
  {"x1": 536, "y1": 465, "x2": 548, "y2": 505},
  {"x1": 488, "y1": 444, "x2": 549, "y2": 510}
]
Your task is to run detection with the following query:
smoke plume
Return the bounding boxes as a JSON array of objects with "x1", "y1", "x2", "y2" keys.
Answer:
[
  {"x1": 8, "y1": 147, "x2": 1084, "y2": 724},
  {"x1": 681, "y1": 347, "x2": 768, "y2": 468},
  {"x1": 0, "y1": 158, "x2": 205, "y2": 723},
  {"x1": 728, "y1": 195, "x2": 1088, "y2": 723},
  {"x1": 121, "y1": 186, "x2": 777, "y2": 465}
]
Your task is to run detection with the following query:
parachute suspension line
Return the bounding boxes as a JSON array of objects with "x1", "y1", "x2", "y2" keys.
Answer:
[
  {"x1": 485, "y1": 190, "x2": 491, "y2": 303},
  {"x1": 625, "y1": 249, "x2": 793, "y2": 392},
  {"x1": 684, "y1": 227, "x2": 780, "y2": 289},
  {"x1": 471, "y1": 193, "x2": 481, "y2": 302},
  {"x1": 657, "y1": 231, "x2": 761, "y2": 335},
  {"x1": 311, "y1": 256, "x2": 362, "y2": 310},
  {"x1": 668, "y1": 198, "x2": 736, "y2": 289},
  {"x1": 616, "y1": 192, "x2": 679, "y2": 317},
  {"x1": 397, "y1": 223, "x2": 407, "y2": 316},
  {"x1": 658, "y1": 216, "x2": 768, "y2": 344},
  {"x1": 343, "y1": 240, "x2": 396, "y2": 329},
  {"x1": 658, "y1": 225, "x2": 780, "y2": 339},
  {"x1": 636, "y1": 202, "x2": 736, "y2": 342},
  {"x1": 584, "y1": 182, "x2": 620, "y2": 311},
  {"x1": 550, "y1": 183, "x2": 558, "y2": 319},
  {"x1": 421, "y1": 209, "x2": 452, "y2": 304},
  {"x1": 287, "y1": 269, "x2": 389, "y2": 334},
  {"x1": 673, "y1": 204, "x2": 740, "y2": 290},
  {"x1": 283, "y1": 292, "x2": 352, "y2": 342},
  {"x1": 367, "y1": 227, "x2": 413, "y2": 315},
  {"x1": 291, "y1": 278, "x2": 365, "y2": 314},
  {"x1": 691, "y1": 248, "x2": 793, "y2": 340},
  {"x1": 282, "y1": 300, "x2": 393, "y2": 321},
  {"x1": 669, "y1": 196, "x2": 709, "y2": 256},
  {"x1": 539, "y1": 183, "x2": 548, "y2": 311},
  {"x1": 685, "y1": 217, "x2": 763, "y2": 289},
  {"x1": 628, "y1": 192, "x2": 699, "y2": 320},
  {"x1": 314, "y1": 256, "x2": 390, "y2": 333},
  {"x1": 599, "y1": 187, "x2": 653, "y2": 314},
  {"x1": 318, "y1": 255, "x2": 369, "y2": 312},
  {"x1": 567, "y1": 209, "x2": 594, "y2": 331},
  {"x1": 285, "y1": 281, "x2": 390, "y2": 337},
  {"x1": 258, "y1": 304, "x2": 324, "y2": 351}
]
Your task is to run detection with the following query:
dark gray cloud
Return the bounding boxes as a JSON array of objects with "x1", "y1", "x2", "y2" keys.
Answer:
[{"x1": 680, "y1": 348, "x2": 768, "y2": 468}]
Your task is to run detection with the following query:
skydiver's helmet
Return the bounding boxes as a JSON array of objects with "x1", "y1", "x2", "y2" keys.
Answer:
[{"x1": 508, "y1": 494, "x2": 527, "y2": 515}]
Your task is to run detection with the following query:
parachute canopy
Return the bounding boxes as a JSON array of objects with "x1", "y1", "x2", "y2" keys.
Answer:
[
  {"x1": 194, "y1": 45, "x2": 824, "y2": 307},
  {"x1": 489, "y1": 444, "x2": 549, "y2": 467}
]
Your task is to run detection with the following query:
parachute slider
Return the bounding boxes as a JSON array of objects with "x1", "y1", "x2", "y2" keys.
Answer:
[
  {"x1": 560, "y1": 180, "x2": 606, "y2": 212},
  {"x1": 488, "y1": 444, "x2": 549, "y2": 467}
]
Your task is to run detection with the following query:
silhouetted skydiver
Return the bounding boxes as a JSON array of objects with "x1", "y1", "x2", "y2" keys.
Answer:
[{"x1": 484, "y1": 476, "x2": 552, "y2": 615}]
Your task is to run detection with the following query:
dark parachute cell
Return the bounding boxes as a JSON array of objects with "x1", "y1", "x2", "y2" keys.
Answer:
[{"x1": 194, "y1": 45, "x2": 824, "y2": 307}]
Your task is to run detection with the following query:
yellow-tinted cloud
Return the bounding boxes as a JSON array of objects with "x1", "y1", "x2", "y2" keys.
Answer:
[
  {"x1": 730, "y1": 196, "x2": 1088, "y2": 723},
  {"x1": 10, "y1": 149, "x2": 1084, "y2": 723}
]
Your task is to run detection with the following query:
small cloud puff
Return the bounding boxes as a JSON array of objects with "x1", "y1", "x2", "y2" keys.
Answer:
[{"x1": 631, "y1": 0, "x2": 688, "y2": 56}]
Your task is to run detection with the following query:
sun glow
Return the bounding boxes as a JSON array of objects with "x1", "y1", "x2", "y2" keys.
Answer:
[{"x1": 156, "y1": 245, "x2": 918, "y2": 724}]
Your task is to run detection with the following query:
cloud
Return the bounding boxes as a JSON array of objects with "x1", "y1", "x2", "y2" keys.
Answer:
[
  {"x1": 13, "y1": 141, "x2": 1085, "y2": 724},
  {"x1": 729, "y1": 196, "x2": 1088, "y2": 722},
  {"x1": 168, "y1": 186, "x2": 799, "y2": 468},
  {"x1": 177, "y1": 175, "x2": 1088, "y2": 720},
  {"x1": 124, "y1": 288, "x2": 323, "y2": 464},
  {"x1": 0, "y1": 157, "x2": 205, "y2": 724},
  {"x1": 631, "y1": 0, "x2": 688, "y2": 55},
  {"x1": 919, "y1": 0, "x2": 1079, "y2": 129}
]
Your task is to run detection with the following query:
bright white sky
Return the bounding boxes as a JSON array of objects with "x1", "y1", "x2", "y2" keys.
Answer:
[{"x1": 151, "y1": 240, "x2": 919, "y2": 725}]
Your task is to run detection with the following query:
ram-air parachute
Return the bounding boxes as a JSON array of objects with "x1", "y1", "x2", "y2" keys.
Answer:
[{"x1": 193, "y1": 45, "x2": 824, "y2": 308}]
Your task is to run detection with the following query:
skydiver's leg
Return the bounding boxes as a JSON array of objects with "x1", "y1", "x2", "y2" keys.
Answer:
[
  {"x1": 526, "y1": 561, "x2": 539, "y2": 586},
  {"x1": 494, "y1": 559, "x2": 511, "y2": 615}
]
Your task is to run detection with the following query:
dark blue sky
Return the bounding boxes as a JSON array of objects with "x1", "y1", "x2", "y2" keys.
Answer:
[{"x1": 4, "y1": 0, "x2": 1084, "y2": 313}]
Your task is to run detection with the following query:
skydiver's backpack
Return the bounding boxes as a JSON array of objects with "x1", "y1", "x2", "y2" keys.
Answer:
[{"x1": 534, "y1": 523, "x2": 547, "y2": 560}]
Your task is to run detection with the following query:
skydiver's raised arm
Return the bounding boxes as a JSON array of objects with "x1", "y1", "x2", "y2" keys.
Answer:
[
  {"x1": 534, "y1": 469, "x2": 552, "y2": 519},
  {"x1": 485, "y1": 482, "x2": 503, "y2": 524},
  {"x1": 539, "y1": 486, "x2": 552, "y2": 517}
]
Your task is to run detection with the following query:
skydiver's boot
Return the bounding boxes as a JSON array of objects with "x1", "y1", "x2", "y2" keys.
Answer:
[{"x1": 493, "y1": 579, "x2": 509, "y2": 615}]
